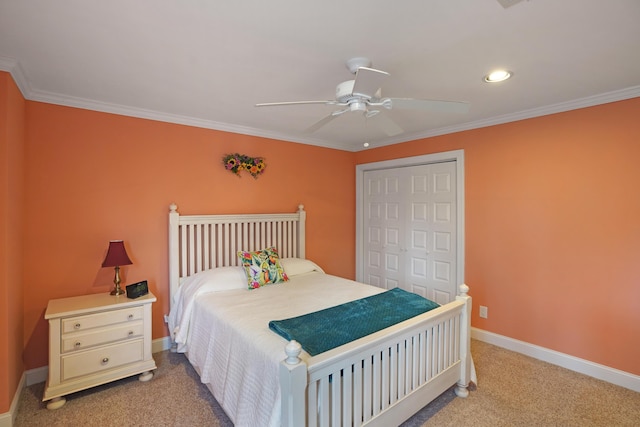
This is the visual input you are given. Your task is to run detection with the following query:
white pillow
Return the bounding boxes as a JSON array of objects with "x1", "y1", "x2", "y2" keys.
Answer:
[
  {"x1": 280, "y1": 258, "x2": 325, "y2": 277},
  {"x1": 181, "y1": 266, "x2": 248, "y2": 294}
]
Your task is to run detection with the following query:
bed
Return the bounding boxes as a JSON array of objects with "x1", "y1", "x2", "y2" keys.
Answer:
[{"x1": 167, "y1": 203, "x2": 472, "y2": 427}]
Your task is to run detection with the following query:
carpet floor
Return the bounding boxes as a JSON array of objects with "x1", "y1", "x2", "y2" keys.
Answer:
[{"x1": 15, "y1": 340, "x2": 640, "y2": 426}]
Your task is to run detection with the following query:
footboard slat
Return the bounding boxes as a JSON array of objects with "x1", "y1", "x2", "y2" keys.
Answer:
[
  {"x1": 437, "y1": 323, "x2": 444, "y2": 374},
  {"x1": 319, "y1": 377, "x2": 329, "y2": 426},
  {"x1": 342, "y1": 367, "x2": 352, "y2": 426},
  {"x1": 363, "y1": 356, "x2": 372, "y2": 422},
  {"x1": 451, "y1": 317, "x2": 458, "y2": 366},
  {"x1": 353, "y1": 363, "x2": 363, "y2": 427},
  {"x1": 419, "y1": 331, "x2": 427, "y2": 385},
  {"x1": 390, "y1": 346, "x2": 398, "y2": 406},
  {"x1": 331, "y1": 370, "x2": 341, "y2": 426},
  {"x1": 411, "y1": 335, "x2": 419, "y2": 390},
  {"x1": 308, "y1": 382, "x2": 318, "y2": 427},
  {"x1": 381, "y1": 348, "x2": 390, "y2": 411},
  {"x1": 443, "y1": 319, "x2": 450, "y2": 370},
  {"x1": 372, "y1": 352, "x2": 381, "y2": 417},
  {"x1": 425, "y1": 328, "x2": 432, "y2": 383},
  {"x1": 398, "y1": 341, "x2": 406, "y2": 400}
]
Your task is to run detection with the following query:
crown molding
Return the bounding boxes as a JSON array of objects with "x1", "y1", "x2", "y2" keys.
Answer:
[
  {"x1": 0, "y1": 56, "x2": 32, "y2": 97},
  {"x1": 26, "y1": 87, "x2": 350, "y2": 152},
  {"x1": 378, "y1": 85, "x2": 640, "y2": 148},
  {"x1": 3, "y1": 55, "x2": 639, "y2": 152},
  {"x1": 28, "y1": 84, "x2": 640, "y2": 152}
]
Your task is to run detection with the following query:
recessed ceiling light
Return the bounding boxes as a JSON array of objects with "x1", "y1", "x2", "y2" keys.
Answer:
[
  {"x1": 484, "y1": 70, "x2": 512, "y2": 83},
  {"x1": 363, "y1": 142, "x2": 370, "y2": 148}
]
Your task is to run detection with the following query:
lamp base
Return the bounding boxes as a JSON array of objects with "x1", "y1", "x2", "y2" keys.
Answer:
[
  {"x1": 110, "y1": 266, "x2": 125, "y2": 296},
  {"x1": 110, "y1": 286, "x2": 126, "y2": 296}
]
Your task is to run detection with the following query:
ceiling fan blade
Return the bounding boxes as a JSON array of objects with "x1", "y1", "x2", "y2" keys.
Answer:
[
  {"x1": 496, "y1": 0, "x2": 525, "y2": 8},
  {"x1": 371, "y1": 113, "x2": 404, "y2": 137},
  {"x1": 255, "y1": 100, "x2": 336, "y2": 107},
  {"x1": 389, "y1": 98, "x2": 470, "y2": 114},
  {"x1": 304, "y1": 113, "x2": 340, "y2": 134},
  {"x1": 352, "y1": 67, "x2": 389, "y2": 99},
  {"x1": 365, "y1": 109, "x2": 380, "y2": 118}
]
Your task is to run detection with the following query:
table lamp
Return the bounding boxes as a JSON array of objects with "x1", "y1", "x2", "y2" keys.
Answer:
[{"x1": 102, "y1": 240, "x2": 133, "y2": 296}]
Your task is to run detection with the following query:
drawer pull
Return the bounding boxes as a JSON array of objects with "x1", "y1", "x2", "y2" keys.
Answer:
[
  {"x1": 128, "y1": 314, "x2": 134, "y2": 320},
  {"x1": 74, "y1": 323, "x2": 81, "y2": 329},
  {"x1": 101, "y1": 357, "x2": 109, "y2": 365},
  {"x1": 75, "y1": 342, "x2": 81, "y2": 348},
  {"x1": 128, "y1": 331, "x2": 134, "y2": 336}
]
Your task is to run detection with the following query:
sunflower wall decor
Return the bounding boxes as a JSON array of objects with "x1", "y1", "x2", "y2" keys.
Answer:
[{"x1": 222, "y1": 153, "x2": 266, "y2": 179}]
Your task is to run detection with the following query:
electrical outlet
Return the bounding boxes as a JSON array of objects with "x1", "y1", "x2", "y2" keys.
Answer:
[{"x1": 479, "y1": 306, "x2": 488, "y2": 319}]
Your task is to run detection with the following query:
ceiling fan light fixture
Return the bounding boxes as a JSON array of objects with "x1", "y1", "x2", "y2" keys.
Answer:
[
  {"x1": 484, "y1": 69, "x2": 512, "y2": 83},
  {"x1": 349, "y1": 100, "x2": 367, "y2": 112}
]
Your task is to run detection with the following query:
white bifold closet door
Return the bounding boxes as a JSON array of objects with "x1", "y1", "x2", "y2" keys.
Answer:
[{"x1": 363, "y1": 161, "x2": 457, "y2": 304}]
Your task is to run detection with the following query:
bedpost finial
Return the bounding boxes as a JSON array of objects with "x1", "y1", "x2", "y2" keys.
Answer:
[
  {"x1": 170, "y1": 203, "x2": 178, "y2": 213},
  {"x1": 284, "y1": 340, "x2": 302, "y2": 365},
  {"x1": 297, "y1": 204, "x2": 304, "y2": 213},
  {"x1": 458, "y1": 283, "x2": 469, "y2": 296}
]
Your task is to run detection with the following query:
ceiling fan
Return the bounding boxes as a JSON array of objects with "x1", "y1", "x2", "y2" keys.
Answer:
[{"x1": 255, "y1": 57, "x2": 470, "y2": 137}]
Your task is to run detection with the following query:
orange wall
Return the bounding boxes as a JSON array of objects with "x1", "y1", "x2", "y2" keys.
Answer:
[
  {"x1": 22, "y1": 102, "x2": 356, "y2": 370},
  {"x1": 0, "y1": 72, "x2": 26, "y2": 413},
  {"x1": 355, "y1": 98, "x2": 640, "y2": 375}
]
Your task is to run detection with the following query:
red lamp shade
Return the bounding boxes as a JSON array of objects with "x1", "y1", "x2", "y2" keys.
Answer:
[{"x1": 102, "y1": 240, "x2": 133, "y2": 267}]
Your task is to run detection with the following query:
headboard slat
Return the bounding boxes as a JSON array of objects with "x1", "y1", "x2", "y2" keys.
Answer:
[
  {"x1": 203, "y1": 224, "x2": 211, "y2": 271},
  {"x1": 195, "y1": 224, "x2": 202, "y2": 273},
  {"x1": 180, "y1": 225, "x2": 187, "y2": 277},
  {"x1": 215, "y1": 224, "x2": 222, "y2": 267}
]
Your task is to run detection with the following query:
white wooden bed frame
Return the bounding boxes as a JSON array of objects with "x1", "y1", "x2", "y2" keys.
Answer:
[{"x1": 168, "y1": 203, "x2": 472, "y2": 427}]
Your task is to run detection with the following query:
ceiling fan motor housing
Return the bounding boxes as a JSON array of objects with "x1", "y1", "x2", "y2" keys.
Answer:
[{"x1": 336, "y1": 80, "x2": 360, "y2": 103}]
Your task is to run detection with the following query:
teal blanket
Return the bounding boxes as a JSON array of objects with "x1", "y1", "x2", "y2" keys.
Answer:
[{"x1": 268, "y1": 287, "x2": 439, "y2": 356}]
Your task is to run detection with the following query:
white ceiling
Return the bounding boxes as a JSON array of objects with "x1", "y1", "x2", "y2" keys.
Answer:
[{"x1": 1, "y1": 0, "x2": 639, "y2": 152}]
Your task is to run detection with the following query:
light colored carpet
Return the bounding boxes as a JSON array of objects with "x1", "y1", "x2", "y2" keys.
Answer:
[{"x1": 15, "y1": 340, "x2": 640, "y2": 426}]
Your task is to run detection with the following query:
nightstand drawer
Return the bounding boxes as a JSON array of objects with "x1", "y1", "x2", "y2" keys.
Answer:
[
  {"x1": 62, "y1": 306, "x2": 143, "y2": 333},
  {"x1": 61, "y1": 322, "x2": 144, "y2": 352},
  {"x1": 61, "y1": 339, "x2": 144, "y2": 381}
]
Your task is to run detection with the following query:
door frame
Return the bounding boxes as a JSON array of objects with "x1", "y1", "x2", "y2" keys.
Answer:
[{"x1": 355, "y1": 149, "x2": 465, "y2": 286}]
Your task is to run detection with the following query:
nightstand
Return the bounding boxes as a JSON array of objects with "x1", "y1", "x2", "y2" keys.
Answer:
[{"x1": 43, "y1": 292, "x2": 157, "y2": 410}]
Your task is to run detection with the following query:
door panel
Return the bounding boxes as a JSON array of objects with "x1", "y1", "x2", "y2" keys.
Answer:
[
  {"x1": 364, "y1": 169, "x2": 403, "y2": 289},
  {"x1": 425, "y1": 162, "x2": 457, "y2": 303}
]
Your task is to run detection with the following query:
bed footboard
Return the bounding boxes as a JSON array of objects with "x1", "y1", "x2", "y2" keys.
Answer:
[{"x1": 280, "y1": 284, "x2": 472, "y2": 427}]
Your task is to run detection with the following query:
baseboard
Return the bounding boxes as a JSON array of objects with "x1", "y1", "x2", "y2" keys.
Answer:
[
  {"x1": 152, "y1": 335, "x2": 172, "y2": 353},
  {"x1": 471, "y1": 327, "x2": 640, "y2": 393},
  {"x1": 0, "y1": 372, "x2": 25, "y2": 427},
  {"x1": 25, "y1": 366, "x2": 47, "y2": 387}
]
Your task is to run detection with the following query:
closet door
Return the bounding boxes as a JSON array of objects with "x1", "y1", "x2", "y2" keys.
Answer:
[
  {"x1": 363, "y1": 168, "x2": 405, "y2": 290},
  {"x1": 363, "y1": 161, "x2": 457, "y2": 304}
]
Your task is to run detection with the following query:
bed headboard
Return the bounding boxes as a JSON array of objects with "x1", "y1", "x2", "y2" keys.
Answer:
[{"x1": 168, "y1": 203, "x2": 306, "y2": 303}]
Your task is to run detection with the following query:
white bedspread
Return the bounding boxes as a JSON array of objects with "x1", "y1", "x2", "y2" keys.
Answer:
[{"x1": 170, "y1": 271, "x2": 384, "y2": 427}]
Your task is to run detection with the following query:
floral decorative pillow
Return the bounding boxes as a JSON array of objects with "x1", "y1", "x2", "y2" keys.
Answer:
[{"x1": 237, "y1": 247, "x2": 289, "y2": 289}]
